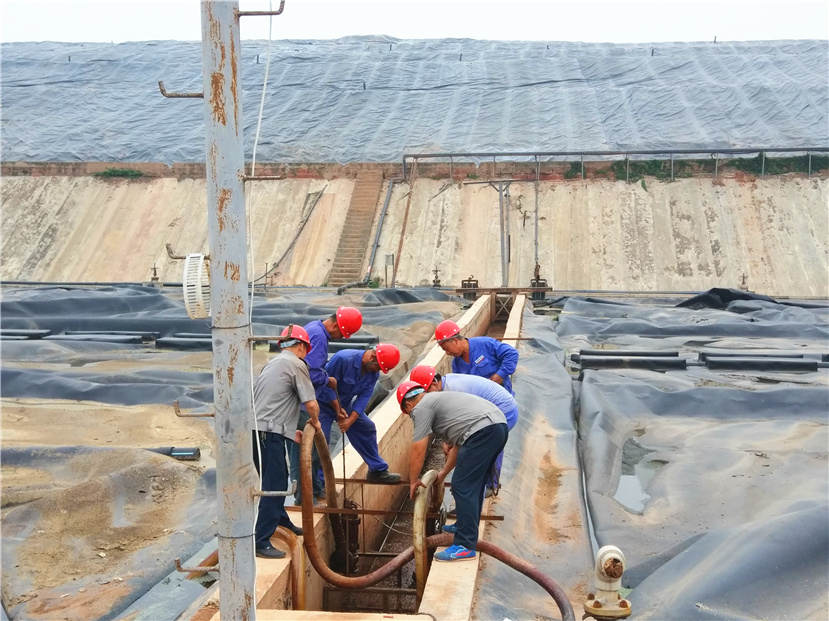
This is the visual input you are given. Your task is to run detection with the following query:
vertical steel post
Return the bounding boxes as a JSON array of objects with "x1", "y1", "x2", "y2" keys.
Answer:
[
  {"x1": 714, "y1": 153, "x2": 718, "y2": 179},
  {"x1": 534, "y1": 156, "x2": 539, "y2": 267},
  {"x1": 498, "y1": 181, "x2": 507, "y2": 287},
  {"x1": 200, "y1": 2, "x2": 257, "y2": 619}
]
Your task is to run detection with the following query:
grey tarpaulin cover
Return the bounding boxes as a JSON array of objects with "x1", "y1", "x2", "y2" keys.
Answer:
[
  {"x1": 1, "y1": 39, "x2": 827, "y2": 163},
  {"x1": 473, "y1": 294, "x2": 827, "y2": 620},
  {"x1": 0, "y1": 285, "x2": 461, "y2": 620}
]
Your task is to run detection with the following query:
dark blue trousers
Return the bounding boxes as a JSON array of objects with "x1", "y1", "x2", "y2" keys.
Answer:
[
  {"x1": 252, "y1": 431, "x2": 297, "y2": 548},
  {"x1": 319, "y1": 403, "x2": 389, "y2": 472},
  {"x1": 452, "y1": 423, "x2": 509, "y2": 550}
]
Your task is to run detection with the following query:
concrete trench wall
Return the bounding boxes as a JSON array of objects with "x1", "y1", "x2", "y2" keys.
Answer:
[{"x1": 2, "y1": 171, "x2": 827, "y2": 296}]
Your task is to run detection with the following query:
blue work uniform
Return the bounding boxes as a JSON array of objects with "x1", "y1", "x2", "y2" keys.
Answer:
[
  {"x1": 319, "y1": 349, "x2": 388, "y2": 472},
  {"x1": 442, "y1": 374, "x2": 518, "y2": 429},
  {"x1": 451, "y1": 336, "x2": 519, "y2": 395},
  {"x1": 288, "y1": 319, "x2": 333, "y2": 502}
]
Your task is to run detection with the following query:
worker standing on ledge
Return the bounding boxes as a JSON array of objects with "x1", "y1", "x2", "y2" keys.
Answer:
[
  {"x1": 434, "y1": 319, "x2": 519, "y2": 395},
  {"x1": 290, "y1": 306, "x2": 363, "y2": 506},
  {"x1": 410, "y1": 364, "x2": 518, "y2": 495},
  {"x1": 253, "y1": 324, "x2": 321, "y2": 559},
  {"x1": 319, "y1": 344, "x2": 403, "y2": 483},
  {"x1": 397, "y1": 380, "x2": 508, "y2": 562}
]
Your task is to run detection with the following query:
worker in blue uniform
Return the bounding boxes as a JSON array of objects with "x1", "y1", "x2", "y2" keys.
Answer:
[
  {"x1": 434, "y1": 320, "x2": 519, "y2": 395},
  {"x1": 289, "y1": 306, "x2": 363, "y2": 505},
  {"x1": 319, "y1": 344, "x2": 402, "y2": 483},
  {"x1": 411, "y1": 364, "x2": 518, "y2": 496}
]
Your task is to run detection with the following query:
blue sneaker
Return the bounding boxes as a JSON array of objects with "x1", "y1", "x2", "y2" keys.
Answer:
[
  {"x1": 442, "y1": 523, "x2": 457, "y2": 534},
  {"x1": 434, "y1": 544, "x2": 476, "y2": 562}
]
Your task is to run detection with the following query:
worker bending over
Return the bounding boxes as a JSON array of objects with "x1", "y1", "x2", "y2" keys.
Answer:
[
  {"x1": 252, "y1": 324, "x2": 321, "y2": 559},
  {"x1": 398, "y1": 381, "x2": 508, "y2": 562},
  {"x1": 319, "y1": 344, "x2": 402, "y2": 483},
  {"x1": 434, "y1": 320, "x2": 519, "y2": 395},
  {"x1": 290, "y1": 306, "x2": 363, "y2": 505},
  {"x1": 410, "y1": 364, "x2": 518, "y2": 494}
]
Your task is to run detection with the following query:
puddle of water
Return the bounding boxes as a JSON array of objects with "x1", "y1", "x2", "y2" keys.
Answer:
[{"x1": 613, "y1": 438, "x2": 661, "y2": 514}]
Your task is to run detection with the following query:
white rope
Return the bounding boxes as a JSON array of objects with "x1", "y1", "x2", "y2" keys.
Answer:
[{"x1": 247, "y1": 1, "x2": 275, "y2": 573}]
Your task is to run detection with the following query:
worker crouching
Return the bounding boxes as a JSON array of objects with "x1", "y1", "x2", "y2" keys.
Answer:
[{"x1": 397, "y1": 380, "x2": 508, "y2": 562}]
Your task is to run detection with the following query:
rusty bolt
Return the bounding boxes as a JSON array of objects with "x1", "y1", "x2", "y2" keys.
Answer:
[
  {"x1": 620, "y1": 600, "x2": 629, "y2": 609},
  {"x1": 593, "y1": 601, "x2": 602, "y2": 609},
  {"x1": 587, "y1": 593, "x2": 595, "y2": 600},
  {"x1": 604, "y1": 557, "x2": 624, "y2": 579}
]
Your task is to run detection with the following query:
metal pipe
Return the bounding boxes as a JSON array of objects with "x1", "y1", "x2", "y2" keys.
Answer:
[
  {"x1": 534, "y1": 156, "x2": 540, "y2": 266},
  {"x1": 273, "y1": 526, "x2": 306, "y2": 610},
  {"x1": 413, "y1": 469, "x2": 438, "y2": 603},
  {"x1": 200, "y1": 2, "x2": 257, "y2": 618},
  {"x1": 498, "y1": 182, "x2": 507, "y2": 287}
]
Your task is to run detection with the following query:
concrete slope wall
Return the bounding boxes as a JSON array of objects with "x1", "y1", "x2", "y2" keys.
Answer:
[
  {"x1": 2, "y1": 173, "x2": 827, "y2": 296},
  {"x1": 1, "y1": 176, "x2": 354, "y2": 285},
  {"x1": 378, "y1": 176, "x2": 828, "y2": 297}
]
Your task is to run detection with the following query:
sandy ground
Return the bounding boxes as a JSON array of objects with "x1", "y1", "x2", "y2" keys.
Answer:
[{"x1": 3, "y1": 174, "x2": 826, "y2": 296}]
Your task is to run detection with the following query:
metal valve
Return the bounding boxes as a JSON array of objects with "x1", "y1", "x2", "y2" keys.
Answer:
[{"x1": 583, "y1": 545, "x2": 632, "y2": 620}]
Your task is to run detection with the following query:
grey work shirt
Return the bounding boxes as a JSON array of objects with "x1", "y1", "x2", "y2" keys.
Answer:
[
  {"x1": 253, "y1": 349, "x2": 316, "y2": 441},
  {"x1": 409, "y1": 391, "x2": 507, "y2": 446}
]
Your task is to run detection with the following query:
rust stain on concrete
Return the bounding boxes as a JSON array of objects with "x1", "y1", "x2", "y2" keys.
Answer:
[
  {"x1": 225, "y1": 261, "x2": 241, "y2": 282},
  {"x1": 230, "y1": 35, "x2": 239, "y2": 132},
  {"x1": 217, "y1": 188, "x2": 231, "y2": 232},
  {"x1": 210, "y1": 71, "x2": 227, "y2": 126}
]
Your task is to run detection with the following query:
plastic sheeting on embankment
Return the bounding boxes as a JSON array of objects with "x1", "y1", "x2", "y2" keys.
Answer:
[
  {"x1": 553, "y1": 291, "x2": 828, "y2": 620},
  {"x1": 0, "y1": 285, "x2": 463, "y2": 621},
  {"x1": 0, "y1": 285, "x2": 460, "y2": 407},
  {"x1": 2, "y1": 39, "x2": 827, "y2": 163}
]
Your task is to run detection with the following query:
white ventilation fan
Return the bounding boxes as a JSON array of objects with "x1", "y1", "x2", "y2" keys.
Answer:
[{"x1": 183, "y1": 253, "x2": 211, "y2": 319}]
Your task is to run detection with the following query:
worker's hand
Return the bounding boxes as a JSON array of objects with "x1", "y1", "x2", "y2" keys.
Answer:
[
  {"x1": 337, "y1": 406, "x2": 349, "y2": 420},
  {"x1": 409, "y1": 479, "x2": 425, "y2": 500},
  {"x1": 490, "y1": 373, "x2": 504, "y2": 385},
  {"x1": 442, "y1": 442, "x2": 453, "y2": 458},
  {"x1": 327, "y1": 377, "x2": 338, "y2": 390},
  {"x1": 294, "y1": 430, "x2": 303, "y2": 444},
  {"x1": 310, "y1": 418, "x2": 322, "y2": 433},
  {"x1": 338, "y1": 413, "x2": 356, "y2": 433},
  {"x1": 436, "y1": 471, "x2": 447, "y2": 488}
]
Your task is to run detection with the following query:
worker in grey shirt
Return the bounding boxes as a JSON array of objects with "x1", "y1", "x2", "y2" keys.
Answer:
[
  {"x1": 252, "y1": 324, "x2": 322, "y2": 559},
  {"x1": 397, "y1": 381, "x2": 508, "y2": 563}
]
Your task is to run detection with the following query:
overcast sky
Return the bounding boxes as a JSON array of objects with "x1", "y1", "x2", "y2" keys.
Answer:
[{"x1": 1, "y1": 0, "x2": 828, "y2": 43}]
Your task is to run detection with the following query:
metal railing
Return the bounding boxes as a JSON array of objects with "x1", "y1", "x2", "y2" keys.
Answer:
[{"x1": 402, "y1": 147, "x2": 829, "y2": 180}]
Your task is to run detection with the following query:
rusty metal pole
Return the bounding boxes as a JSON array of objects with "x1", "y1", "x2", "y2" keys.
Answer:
[{"x1": 200, "y1": 2, "x2": 258, "y2": 619}]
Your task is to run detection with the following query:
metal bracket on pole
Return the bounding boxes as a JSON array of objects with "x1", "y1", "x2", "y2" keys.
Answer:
[
  {"x1": 166, "y1": 243, "x2": 210, "y2": 261},
  {"x1": 158, "y1": 81, "x2": 204, "y2": 99},
  {"x1": 173, "y1": 401, "x2": 215, "y2": 419},
  {"x1": 175, "y1": 558, "x2": 220, "y2": 574},
  {"x1": 237, "y1": 0, "x2": 285, "y2": 16},
  {"x1": 253, "y1": 480, "x2": 297, "y2": 498}
]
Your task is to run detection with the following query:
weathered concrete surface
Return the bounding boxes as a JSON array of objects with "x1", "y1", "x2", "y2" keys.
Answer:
[
  {"x1": 380, "y1": 176, "x2": 829, "y2": 296},
  {"x1": 0, "y1": 176, "x2": 355, "y2": 285},
  {"x1": 3, "y1": 174, "x2": 826, "y2": 296}
]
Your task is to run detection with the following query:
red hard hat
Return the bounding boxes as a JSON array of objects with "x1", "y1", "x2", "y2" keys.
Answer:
[
  {"x1": 375, "y1": 343, "x2": 400, "y2": 373},
  {"x1": 435, "y1": 320, "x2": 461, "y2": 342},
  {"x1": 397, "y1": 380, "x2": 425, "y2": 407},
  {"x1": 336, "y1": 306, "x2": 363, "y2": 338},
  {"x1": 410, "y1": 365, "x2": 437, "y2": 387},
  {"x1": 280, "y1": 324, "x2": 312, "y2": 351}
]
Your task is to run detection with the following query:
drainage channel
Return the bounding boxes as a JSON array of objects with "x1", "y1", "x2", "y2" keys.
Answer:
[{"x1": 323, "y1": 440, "x2": 447, "y2": 615}]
